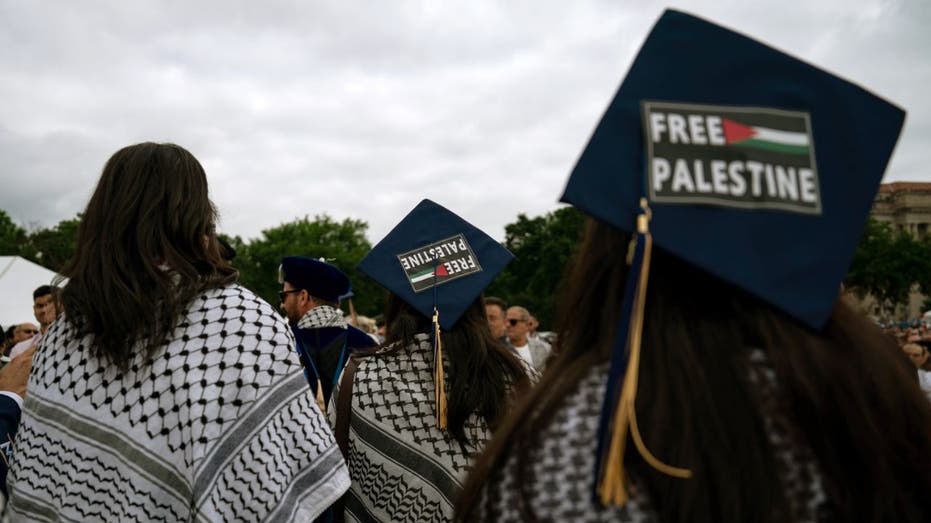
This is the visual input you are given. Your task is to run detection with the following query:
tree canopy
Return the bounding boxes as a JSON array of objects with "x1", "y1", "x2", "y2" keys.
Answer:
[
  {"x1": 4, "y1": 207, "x2": 928, "y2": 324},
  {"x1": 17, "y1": 215, "x2": 82, "y2": 273},
  {"x1": 0, "y1": 211, "x2": 81, "y2": 273},
  {"x1": 232, "y1": 215, "x2": 385, "y2": 317},
  {"x1": 846, "y1": 217, "x2": 931, "y2": 317},
  {"x1": 0, "y1": 210, "x2": 385, "y2": 318},
  {"x1": 486, "y1": 206, "x2": 587, "y2": 328},
  {"x1": 0, "y1": 210, "x2": 27, "y2": 256}
]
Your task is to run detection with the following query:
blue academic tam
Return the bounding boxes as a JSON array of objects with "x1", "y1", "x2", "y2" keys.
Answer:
[
  {"x1": 561, "y1": 9, "x2": 905, "y2": 330},
  {"x1": 357, "y1": 199, "x2": 514, "y2": 330}
]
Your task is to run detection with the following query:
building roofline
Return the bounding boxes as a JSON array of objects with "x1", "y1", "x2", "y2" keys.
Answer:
[{"x1": 879, "y1": 182, "x2": 931, "y2": 193}]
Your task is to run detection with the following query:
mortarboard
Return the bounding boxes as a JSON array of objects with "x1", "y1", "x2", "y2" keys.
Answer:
[
  {"x1": 561, "y1": 9, "x2": 906, "y2": 506},
  {"x1": 357, "y1": 199, "x2": 514, "y2": 427},
  {"x1": 278, "y1": 256, "x2": 351, "y2": 304}
]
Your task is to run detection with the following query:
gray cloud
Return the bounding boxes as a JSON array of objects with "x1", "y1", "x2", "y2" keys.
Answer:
[{"x1": 1, "y1": 0, "x2": 927, "y2": 243}]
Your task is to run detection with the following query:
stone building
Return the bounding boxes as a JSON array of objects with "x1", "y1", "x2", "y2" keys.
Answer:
[{"x1": 871, "y1": 182, "x2": 931, "y2": 239}]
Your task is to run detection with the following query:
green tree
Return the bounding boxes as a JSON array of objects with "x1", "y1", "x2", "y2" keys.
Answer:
[
  {"x1": 19, "y1": 215, "x2": 82, "y2": 272},
  {"x1": 0, "y1": 210, "x2": 27, "y2": 256},
  {"x1": 233, "y1": 215, "x2": 384, "y2": 317},
  {"x1": 846, "y1": 217, "x2": 931, "y2": 318},
  {"x1": 487, "y1": 206, "x2": 587, "y2": 328}
]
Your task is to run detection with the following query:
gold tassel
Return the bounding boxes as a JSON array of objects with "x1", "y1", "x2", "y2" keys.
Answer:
[
  {"x1": 598, "y1": 198, "x2": 692, "y2": 506},
  {"x1": 315, "y1": 377, "x2": 326, "y2": 414},
  {"x1": 433, "y1": 308, "x2": 448, "y2": 430}
]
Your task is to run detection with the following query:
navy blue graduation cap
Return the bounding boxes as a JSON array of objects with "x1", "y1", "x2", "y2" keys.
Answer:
[
  {"x1": 358, "y1": 199, "x2": 514, "y2": 428},
  {"x1": 561, "y1": 9, "x2": 906, "y2": 506},
  {"x1": 279, "y1": 256, "x2": 351, "y2": 303},
  {"x1": 358, "y1": 199, "x2": 514, "y2": 330}
]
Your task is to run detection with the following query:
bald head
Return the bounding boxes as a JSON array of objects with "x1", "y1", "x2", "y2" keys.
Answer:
[{"x1": 13, "y1": 323, "x2": 39, "y2": 344}]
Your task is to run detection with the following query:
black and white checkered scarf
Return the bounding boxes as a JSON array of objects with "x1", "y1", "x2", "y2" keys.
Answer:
[{"x1": 297, "y1": 305, "x2": 347, "y2": 330}]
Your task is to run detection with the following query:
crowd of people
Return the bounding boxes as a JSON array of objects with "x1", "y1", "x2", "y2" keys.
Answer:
[
  {"x1": 1, "y1": 286, "x2": 60, "y2": 360},
  {"x1": 0, "y1": 10, "x2": 929, "y2": 523},
  {"x1": 881, "y1": 323, "x2": 931, "y2": 400}
]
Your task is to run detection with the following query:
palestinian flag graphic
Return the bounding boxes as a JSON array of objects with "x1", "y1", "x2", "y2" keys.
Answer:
[
  {"x1": 409, "y1": 264, "x2": 449, "y2": 284},
  {"x1": 722, "y1": 118, "x2": 810, "y2": 155}
]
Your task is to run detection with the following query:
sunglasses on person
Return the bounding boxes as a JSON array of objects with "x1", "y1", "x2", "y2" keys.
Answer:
[
  {"x1": 278, "y1": 289, "x2": 302, "y2": 302},
  {"x1": 507, "y1": 318, "x2": 525, "y2": 326},
  {"x1": 20, "y1": 329, "x2": 38, "y2": 334}
]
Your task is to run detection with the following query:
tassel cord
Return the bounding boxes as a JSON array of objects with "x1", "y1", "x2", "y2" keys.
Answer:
[
  {"x1": 598, "y1": 199, "x2": 692, "y2": 506},
  {"x1": 432, "y1": 255, "x2": 448, "y2": 429}
]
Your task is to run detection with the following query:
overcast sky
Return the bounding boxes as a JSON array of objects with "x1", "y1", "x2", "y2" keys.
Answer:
[{"x1": 1, "y1": 0, "x2": 928, "y2": 244}]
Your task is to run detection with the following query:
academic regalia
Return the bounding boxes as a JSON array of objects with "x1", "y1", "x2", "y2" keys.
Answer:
[
  {"x1": 470, "y1": 8, "x2": 905, "y2": 521},
  {"x1": 292, "y1": 320, "x2": 376, "y2": 408},
  {"x1": 279, "y1": 257, "x2": 377, "y2": 411},
  {"x1": 331, "y1": 199, "x2": 517, "y2": 522}
]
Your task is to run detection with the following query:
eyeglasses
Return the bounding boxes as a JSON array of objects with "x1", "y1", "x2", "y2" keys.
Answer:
[
  {"x1": 278, "y1": 290, "x2": 301, "y2": 302},
  {"x1": 20, "y1": 329, "x2": 38, "y2": 335},
  {"x1": 507, "y1": 319, "x2": 525, "y2": 326}
]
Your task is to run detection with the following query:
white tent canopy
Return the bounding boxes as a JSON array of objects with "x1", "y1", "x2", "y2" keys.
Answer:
[{"x1": 0, "y1": 256, "x2": 63, "y2": 328}]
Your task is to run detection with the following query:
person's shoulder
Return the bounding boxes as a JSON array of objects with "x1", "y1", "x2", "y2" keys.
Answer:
[
  {"x1": 305, "y1": 324, "x2": 375, "y2": 350},
  {"x1": 354, "y1": 337, "x2": 425, "y2": 373},
  {"x1": 194, "y1": 283, "x2": 285, "y2": 320},
  {"x1": 480, "y1": 361, "x2": 654, "y2": 521},
  {"x1": 197, "y1": 283, "x2": 277, "y2": 312},
  {"x1": 185, "y1": 283, "x2": 293, "y2": 348}
]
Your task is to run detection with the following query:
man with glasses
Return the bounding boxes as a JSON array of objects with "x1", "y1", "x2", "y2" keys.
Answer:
[
  {"x1": 1, "y1": 325, "x2": 35, "y2": 358},
  {"x1": 11, "y1": 324, "x2": 38, "y2": 345},
  {"x1": 278, "y1": 257, "x2": 376, "y2": 412},
  {"x1": 506, "y1": 306, "x2": 552, "y2": 372}
]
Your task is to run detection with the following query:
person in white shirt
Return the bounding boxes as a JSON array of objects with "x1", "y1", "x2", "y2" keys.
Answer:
[{"x1": 505, "y1": 306, "x2": 552, "y2": 372}]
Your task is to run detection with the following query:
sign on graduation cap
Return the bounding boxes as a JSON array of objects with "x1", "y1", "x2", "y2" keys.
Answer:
[
  {"x1": 397, "y1": 234, "x2": 483, "y2": 293},
  {"x1": 559, "y1": 9, "x2": 906, "y2": 507},
  {"x1": 643, "y1": 101, "x2": 821, "y2": 214}
]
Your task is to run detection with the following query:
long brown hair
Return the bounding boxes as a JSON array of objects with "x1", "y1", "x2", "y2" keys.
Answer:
[
  {"x1": 383, "y1": 293, "x2": 530, "y2": 446},
  {"x1": 61, "y1": 142, "x2": 237, "y2": 369},
  {"x1": 459, "y1": 218, "x2": 931, "y2": 522}
]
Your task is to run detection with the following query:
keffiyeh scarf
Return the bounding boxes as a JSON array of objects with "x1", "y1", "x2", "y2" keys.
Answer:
[
  {"x1": 7, "y1": 284, "x2": 350, "y2": 522},
  {"x1": 298, "y1": 305, "x2": 348, "y2": 330}
]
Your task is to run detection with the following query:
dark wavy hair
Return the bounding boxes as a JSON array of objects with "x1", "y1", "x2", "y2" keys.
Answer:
[
  {"x1": 458, "y1": 218, "x2": 931, "y2": 522},
  {"x1": 60, "y1": 142, "x2": 237, "y2": 369},
  {"x1": 383, "y1": 293, "x2": 531, "y2": 446}
]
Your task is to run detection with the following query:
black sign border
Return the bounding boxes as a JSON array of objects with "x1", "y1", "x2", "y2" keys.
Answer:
[
  {"x1": 642, "y1": 100, "x2": 822, "y2": 216},
  {"x1": 396, "y1": 233, "x2": 483, "y2": 294}
]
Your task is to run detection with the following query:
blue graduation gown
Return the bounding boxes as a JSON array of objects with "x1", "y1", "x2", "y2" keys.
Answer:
[{"x1": 291, "y1": 325, "x2": 376, "y2": 407}]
